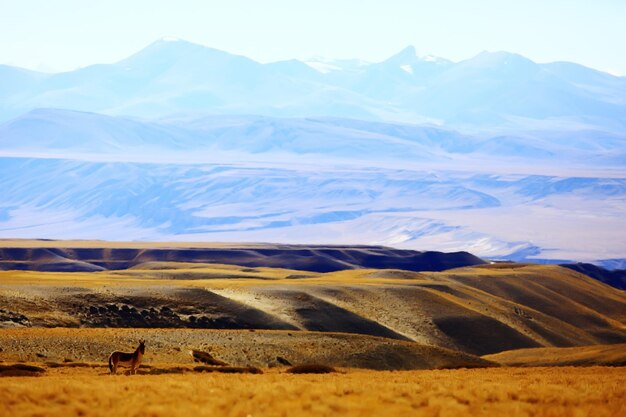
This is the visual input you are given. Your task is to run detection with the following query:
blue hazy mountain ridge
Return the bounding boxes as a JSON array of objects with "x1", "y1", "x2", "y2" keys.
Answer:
[
  {"x1": 0, "y1": 155, "x2": 625, "y2": 266},
  {"x1": 1, "y1": 38, "x2": 625, "y2": 130},
  {"x1": 0, "y1": 109, "x2": 448, "y2": 160},
  {"x1": 1, "y1": 109, "x2": 625, "y2": 166},
  {"x1": 1, "y1": 39, "x2": 625, "y2": 266}
]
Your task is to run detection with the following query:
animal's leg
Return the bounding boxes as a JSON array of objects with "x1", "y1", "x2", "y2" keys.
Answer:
[{"x1": 109, "y1": 358, "x2": 117, "y2": 375}]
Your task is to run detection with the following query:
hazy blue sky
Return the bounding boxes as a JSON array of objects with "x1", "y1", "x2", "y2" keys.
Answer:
[{"x1": 2, "y1": 0, "x2": 625, "y2": 74}]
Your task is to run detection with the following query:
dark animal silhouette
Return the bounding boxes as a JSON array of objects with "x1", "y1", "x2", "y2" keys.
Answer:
[
  {"x1": 108, "y1": 340, "x2": 145, "y2": 375},
  {"x1": 189, "y1": 349, "x2": 228, "y2": 366}
]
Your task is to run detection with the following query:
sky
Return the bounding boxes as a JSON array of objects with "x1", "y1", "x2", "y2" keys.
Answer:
[{"x1": 1, "y1": 0, "x2": 625, "y2": 75}]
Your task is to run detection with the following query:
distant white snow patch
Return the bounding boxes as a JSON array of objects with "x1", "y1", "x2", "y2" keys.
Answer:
[
  {"x1": 304, "y1": 61, "x2": 340, "y2": 74},
  {"x1": 400, "y1": 64, "x2": 414, "y2": 74},
  {"x1": 304, "y1": 57, "x2": 371, "y2": 73}
]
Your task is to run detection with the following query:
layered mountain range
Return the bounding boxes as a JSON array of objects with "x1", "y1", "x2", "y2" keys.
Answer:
[
  {"x1": 1, "y1": 38, "x2": 625, "y2": 130},
  {"x1": 0, "y1": 39, "x2": 625, "y2": 265}
]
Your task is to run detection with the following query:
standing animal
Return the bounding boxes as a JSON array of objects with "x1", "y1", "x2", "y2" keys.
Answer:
[{"x1": 108, "y1": 340, "x2": 145, "y2": 375}]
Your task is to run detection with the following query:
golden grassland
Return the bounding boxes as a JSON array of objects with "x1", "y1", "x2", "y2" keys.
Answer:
[
  {"x1": 0, "y1": 260, "x2": 620, "y2": 290},
  {"x1": 484, "y1": 343, "x2": 626, "y2": 367},
  {"x1": 1, "y1": 366, "x2": 624, "y2": 417}
]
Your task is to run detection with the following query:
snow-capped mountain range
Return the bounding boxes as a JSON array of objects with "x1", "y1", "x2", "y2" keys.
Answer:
[
  {"x1": 1, "y1": 39, "x2": 625, "y2": 266},
  {"x1": 1, "y1": 38, "x2": 625, "y2": 130}
]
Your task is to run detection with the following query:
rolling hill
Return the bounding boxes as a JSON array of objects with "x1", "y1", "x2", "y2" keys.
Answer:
[
  {"x1": 561, "y1": 263, "x2": 626, "y2": 290},
  {"x1": 484, "y1": 343, "x2": 626, "y2": 367},
  {"x1": 2, "y1": 109, "x2": 625, "y2": 165},
  {"x1": 0, "y1": 243, "x2": 486, "y2": 273},
  {"x1": 1, "y1": 154, "x2": 624, "y2": 265},
  {"x1": 1, "y1": 249, "x2": 624, "y2": 357}
]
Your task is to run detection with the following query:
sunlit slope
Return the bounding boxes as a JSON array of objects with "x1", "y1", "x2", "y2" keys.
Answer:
[
  {"x1": 208, "y1": 265, "x2": 626, "y2": 355},
  {"x1": 484, "y1": 343, "x2": 626, "y2": 366},
  {"x1": 1, "y1": 262, "x2": 624, "y2": 355}
]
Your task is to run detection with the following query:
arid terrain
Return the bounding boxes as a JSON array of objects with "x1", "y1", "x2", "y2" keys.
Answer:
[
  {"x1": 0, "y1": 328, "x2": 492, "y2": 370},
  {"x1": 0, "y1": 240, "x2": 625, "y2": 416},
  {"x1": 1, "y1": 247, "x2": 624, "y2": 356},
  {"x1": 1, "y1": 365, "x2": 625, "y2": 417},
  {"x1": 484, "y1": 343, "x2": 626, "y2": 367}
]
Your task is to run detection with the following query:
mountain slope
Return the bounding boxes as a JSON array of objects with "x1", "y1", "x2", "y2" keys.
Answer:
[
  {"x1": 561, "y1": 263, "x2": 626, "y2": 290},
  {"x1": 1, "y1": 40, "x2": 625, "y2": 130},
  {"x1": 484, "y1": 343, "x2": 626, "y2": 367},
  {"x1": 1, "y1": 155, "x2": 625, "y2": 263},
  {"x1": 0, "y1": 109, "x2": 451, "y2": 160},
  {"x1": 0, "y1": 243, "x2": 486, "y2": 273},
  {"x1": 0, "y1": 260, "x2": 624, "y2": 356},
  {"x1": 2, "y1": 108, "x2": 625, "y2": 165}
]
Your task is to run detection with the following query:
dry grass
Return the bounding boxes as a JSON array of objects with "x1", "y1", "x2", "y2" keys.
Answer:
[
  {"x1": 193, "y1": 365, "x2": 263, "y2": 374},
  {"x1": 485, "y1": 343, "x2": 626, "y2": 367},
  {"x1": 0, "y1": 363, "x2": 46, "y2": 377},
  {"x1": 0, "y1": 328, "x2": 493, "y2": 370},
  {"x1": 44, "y1": 362, "x2": 102, "y2": 368},
  {"x1": 286, "y1": 364, "x2": 337, "y2": 374},
  {"x1": 0, "y1": 366, "x2": 624, "y2": 417}
]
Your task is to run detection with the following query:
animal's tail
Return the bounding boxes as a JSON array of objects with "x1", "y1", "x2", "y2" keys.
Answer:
[{"x1": 108, "y1": 354, "x2": 113, "y2": 374}]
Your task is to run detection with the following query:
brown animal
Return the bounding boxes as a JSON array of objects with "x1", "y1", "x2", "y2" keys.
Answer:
[
  {"x1": 189, "y1": 349, "x2": 228, "y2": 366},
  {"x1": 108, "y1": 340, "x2": 145, "y2": 375}
]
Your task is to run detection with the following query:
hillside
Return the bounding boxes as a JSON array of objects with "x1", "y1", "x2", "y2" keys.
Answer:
[
  {"x1": 1, "y1": 157, "x2": 625, "y2": 265},
  {"x1": 1, "y1": 254, "x2": 624, "y2": 357},
  {"x1": 561, "y1": 263, "x2": 626, "y2": 289},
  {"x1": 0, "y1": 242, "x2": 485, "y2": 273},
  {"x1": 3, "y1": 109, "x2": 625, "y2": 166},
  {"x1": 484, "y1": 343, "x2": 626, "y2": 367}
]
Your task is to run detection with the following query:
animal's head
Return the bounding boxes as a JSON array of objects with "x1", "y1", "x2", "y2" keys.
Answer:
[{"x1": 139, "y1": 339, "x2": 146, "y2": 354}]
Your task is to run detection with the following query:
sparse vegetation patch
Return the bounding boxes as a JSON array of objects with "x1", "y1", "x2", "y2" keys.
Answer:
[{"x1": 286, "y1": 364, "x2": 337, "y2": 374}]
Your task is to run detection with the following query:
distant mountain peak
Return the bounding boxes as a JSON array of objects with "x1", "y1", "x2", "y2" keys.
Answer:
[
  {"x1": 385, "y1": 45, "x2": 418, "y2": 63},
  {"x1": 117, "y1": 37, "x2": 241, "y2": 69},
  {"x1": 159, "y1": 36, "x2": 182, "y2": 42},
  {"x1": 383, "y1": 46, "x2": 450, "y2": 67},
  {"x1": 304, "y1": 57, "x2": 371, "y2": 74},
  {"x1": 0, "y1": 39, "x2": 624, "y2": 131},
  {"x1": 471, "y1": 50, "x2": 536, "y2": 66},
  {"x1": 141, "y1": 37, "x2": 207, "y2": 52}
]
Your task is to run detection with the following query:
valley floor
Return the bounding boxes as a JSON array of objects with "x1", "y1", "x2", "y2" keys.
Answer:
[{"x1": 1, "y1": 366, "x2": 624, "y2": 417}]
